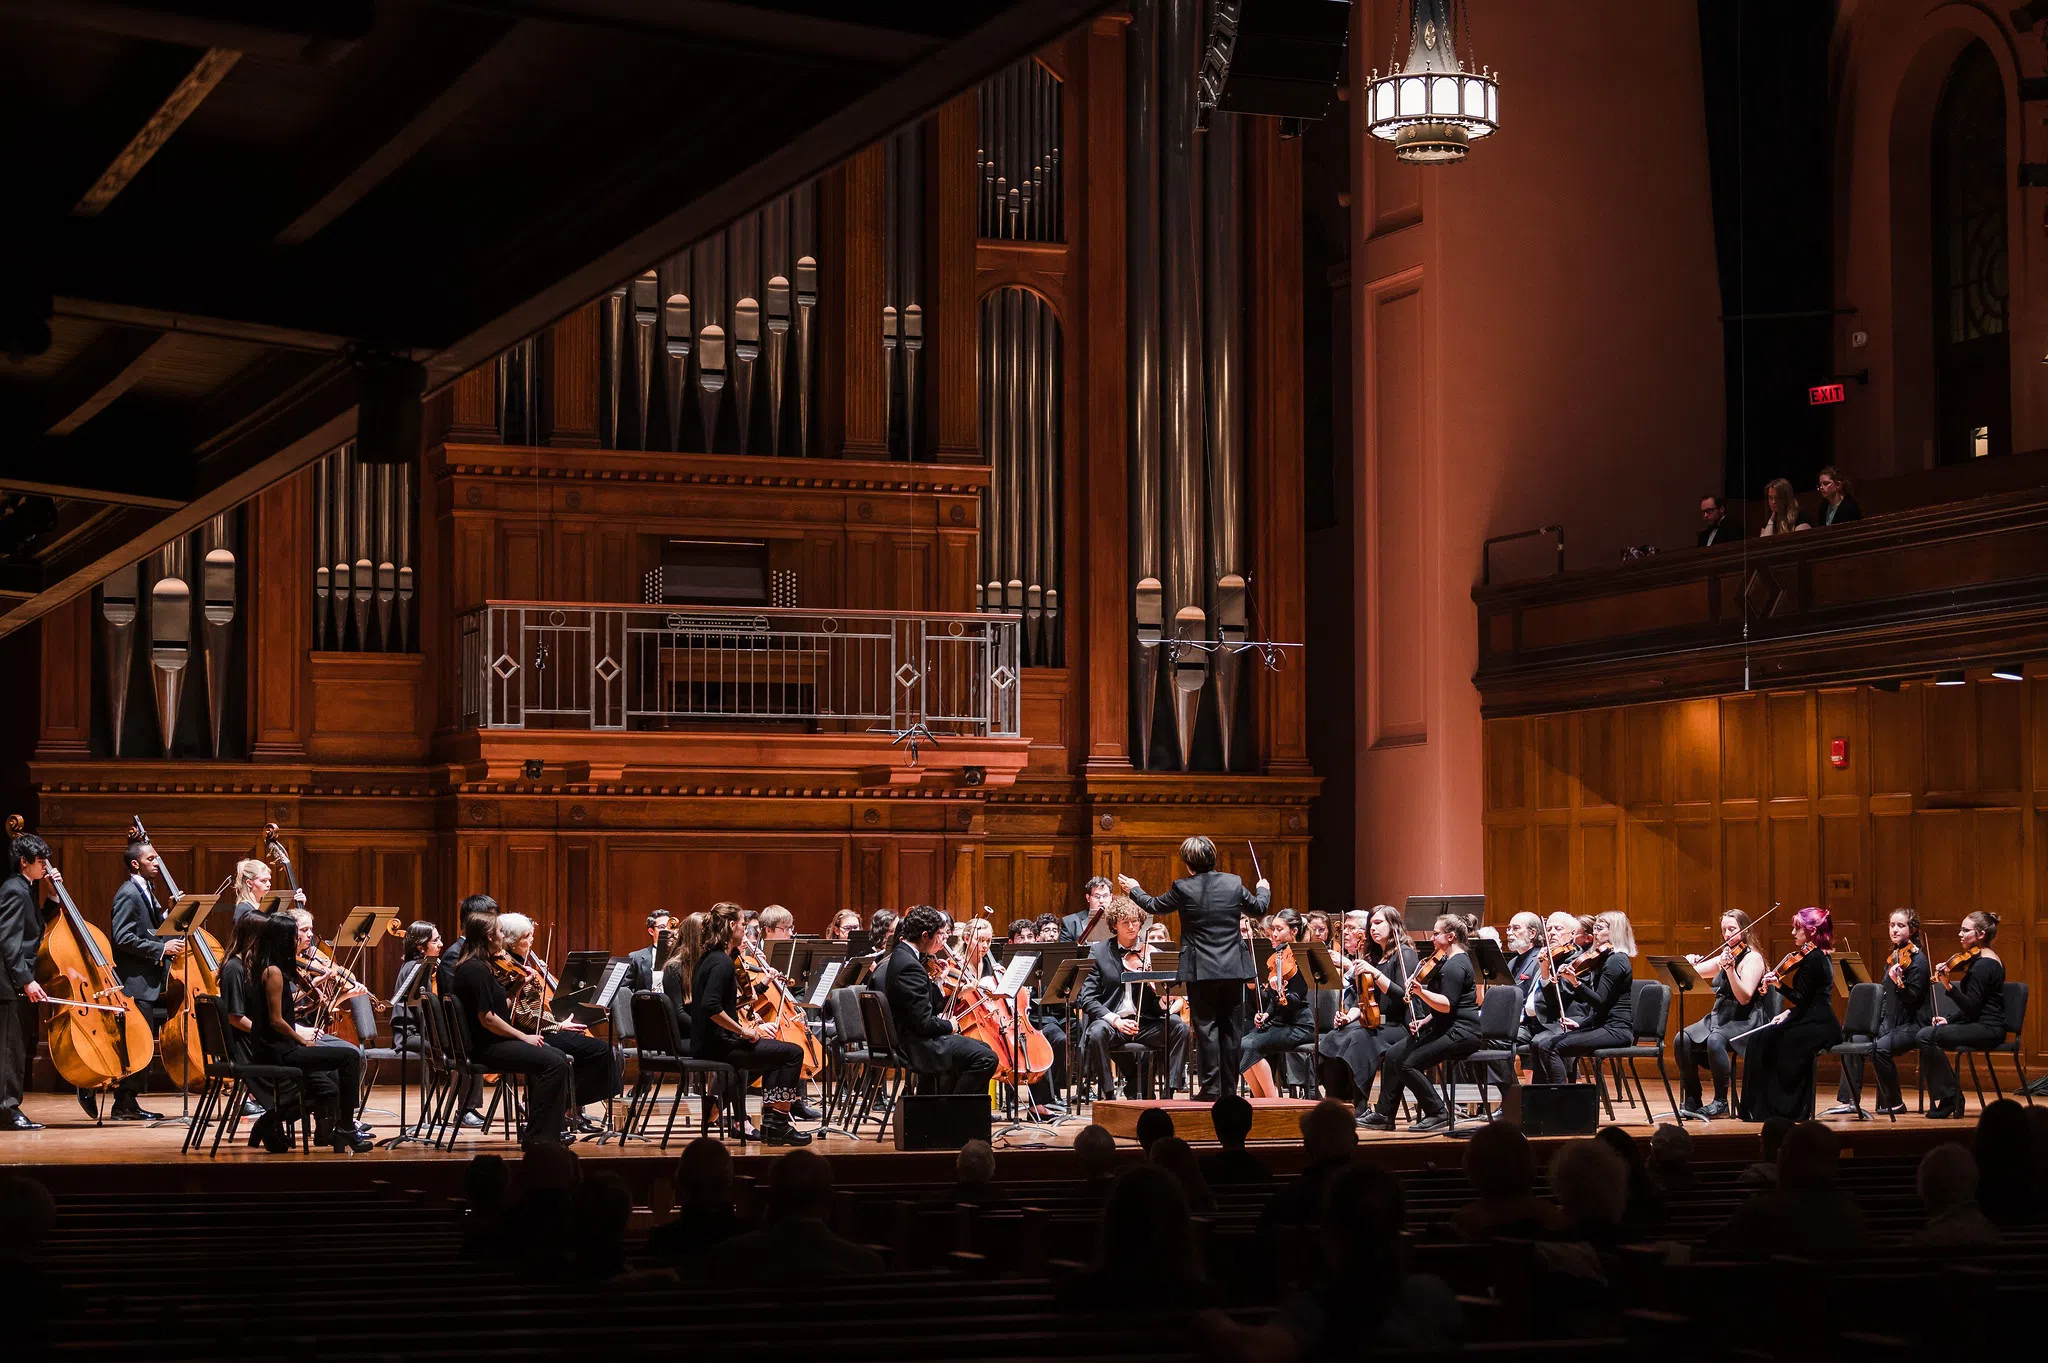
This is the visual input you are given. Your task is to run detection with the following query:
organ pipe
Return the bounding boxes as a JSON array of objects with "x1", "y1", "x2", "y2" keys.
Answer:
[
  {"x1": 148, "y1": 538, "x2": 191, "y2": 755},
  {"x1": 1127, "y1": 0, "x2": 1164, "y2": 766},
  {"x1": 1160, "y1": 0, "x2": 1209, "y2": 768},
  {"x1": 101, "y1": 564, "x2": 140, "y2": 755},
  {"x1": 307, "y1": 445, "x2": 416, "y2": 654},
  {"x1": 200, "y1": 512, "x2": 236, "y2": 758},
  {"x1": 1205, "y1": 113, "x2": 1247, "y2": 770},
  {"x1": 977, "y1": 58, "x2": 1063, "y2": 243},
  {"x1": 979, "y1": 286, "x2": 1062, "y2": 667}
]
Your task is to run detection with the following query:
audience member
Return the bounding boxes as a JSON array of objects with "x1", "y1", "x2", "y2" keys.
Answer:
[
  {"x1": 1912, "y1": 1143, "x2": 2001, "y2": 1248},
  {"x1": 1707, "y1": 1121, "x2": 1865, "y2": 1259},
  {"x1": 459, "y1": 1153, "x2": 509, "y2": 1259},
  {"x1": 1975, "y1": 1097, "x2": 2035, "y2": 1229},
  {"x1": 944, "y1": 1139, "x2": 1007, "y2": 1208},
  {"x1": 1057, "y1": 1165, "x2": 1212, "y2": 1316},
  {"x1": 1450, "y1": 1120, "x2": 1564, "y2": 1242},
  {"x1": 1073, "y1": 1123, "x2": 1119, "y2": 1195},
  {"x1": 504, "y1": 1144, "x2": 580, "y2": 1274},
  {"x1": 645, "y1": 1137, "x2": 745, "y2": 1265},
  {"x1": 2026, "y1": 1104, "x2": 2048, "y2": 1199},
  {"x1": 1649, "y1": 1121, "x2": 1696, "y2": 1193},
  {"x1": 1200, "y1": 1094, "x2": 1274, "y2": 1186},
  {"x1": 1697, "y1": 495, "x2": 1738, "y2": 547},
  {"x1": 1595, "y1": 1124, "x2": 1666, "y2": 1230},
  {"x1": 1738, "y1": 1115, "x2": 1795, "y2": 1187},
  {"x1": 1259, "y1": 1100, "x2": 1358, "y2": 1242},
  {"x1": 1148, "y1": 1135, "x2": 1217, "y2": 1214},
  {"x1": 715, "y1": 1150, "x2": 884, "y2": 1279},
  {"x1": 1134, "y1": 1106, "x2": 1176, "y2": 1153},
  {"x1": 1815, "y1": 466, "x2": 1861, "y2": 525},
  {"x1": 1530, "y1": 1138, "x2": 1630, "y2": 1303},
  {"x1": 568, "y1": 1172, "x2": 633, "y2": 1283},
  {"x1": 0, "y1": 1175, "x2": 65, "y2": 1351},
  {"x1": 1760, "y1": 478, "x2": 1809, "y2": 536}
]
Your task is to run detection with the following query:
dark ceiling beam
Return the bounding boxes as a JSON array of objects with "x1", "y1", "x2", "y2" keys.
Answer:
[
  {"x1": 0, "y1": 0, "x2": 372, "y2": 62},
  {"x1": 0, "y1": 359, "x2": 360, "y2": 638},
  {"x1": 0, "y1": 475, "x2": 185, "y2": 512},
  {"x1": 73, "y1": 47, "x2": 242, "y2": 217},
  {"x1": 481, "y1": 0, "x2": 943, "y2": 64},
  {"x1": 423, "y1": 0, "x2": 1111, "y2": 383},
  {"x1": 275, "y1": 22, "x2": 546, "y2": 246},
  {"x1": 39, "y1": 326, "x2": 181, "y2": 437}
]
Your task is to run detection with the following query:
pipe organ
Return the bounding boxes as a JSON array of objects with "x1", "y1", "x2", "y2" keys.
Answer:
[
  {"x1": 977, "y1": 287, "x2": 1064, "y2": 668},
  {"x1": 978, "y1": 57, "x2": 1064, "y2": 243},
  {"x1": 95, "y1": 511, "x2": 241, "y2": 759},
  {"x1": 311, "y1": 444, "x2": 416, "y2": 654}
]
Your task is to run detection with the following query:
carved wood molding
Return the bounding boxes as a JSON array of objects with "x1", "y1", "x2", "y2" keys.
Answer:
[{"x1": 437, "y1": 443, "x2": 989, "y2": 494}]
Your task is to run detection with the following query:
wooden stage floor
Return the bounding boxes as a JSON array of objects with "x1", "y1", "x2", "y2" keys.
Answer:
[{"x1": 0, "y1": 1084, "x2": 1998, "y2": 1193}]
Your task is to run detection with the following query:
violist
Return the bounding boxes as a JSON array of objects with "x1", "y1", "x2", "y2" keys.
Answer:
[
  {"x1": 1529, "y1": 911, "x2": 1637, "y2": 1084},
  {"x1": 1828, "y1": 907, "x2": 1929, "y2": 1119},
  {"x1": 1918, "y1": 910, "x2": 2007, "y2": 1120},
  {"x1": 1359, "y1": 915, "x2": 1481, "y2": 1133}
]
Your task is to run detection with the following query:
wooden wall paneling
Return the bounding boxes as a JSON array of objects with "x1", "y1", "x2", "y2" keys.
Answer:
[
  {"x1": 1673, "y1": 698, "x2": 1717, "y2": 805},
  {"x1": 1486, "y1": 824, "x2": 1530, "y2": 917},
  {"x1": 1819, "y1": 814, "x2": 1867, "y2": 938},
  {"x1": 449, "y1": 365, "x2": 499, "y2": 442},
  {"x1": 544, "y1": 301, "x2": 601, "y2": 448},
  {"x1": 1080, "y1": 14, "x2": 1131, "y2": 771},
  {"x1": 805, "y1": 536, "x2": 841, "y2": 609},
  {"x1": 1671, "y1": 816, "x2": 1718, "y2": 946},
  {"x1": 597, "y1": 527, "x2": 634, "y2": 604},
  {"x1": 1766, "y1": 692, "x2": 1811, "y2": 801},
  {"x1": 1869, "y1": 683, "x2": 1921, "y2": 794},
  {"x1": 1578, "y1": 818, "x2": 1617, "y2": 917},
  {"x1": 1536, "y1": 823, "x2": 1570, "y2": 914},
  {"x1": 1721, "y1": 818, "x2": 1762, "y2": 917},
  {"x1": 823, "y1": 145, "x2": 889, "y2": 459},
  {"x1": 36, "y1": 593, "x2": 91, "y2": 758},
  {"x1": 1768, "y1": 811, "x2": 1816, "y2": 920},
  {"x1": 1720, "y1": 694, "x2": 1760, "y2": 802},
  {"x1": 1623, "y1": 814, "x2": 1671, "y2": 950},
  {"x1": 1922, "y1": 681, "x2": 1971, "y2": 798},
  {"x1": 895, "y1": 838, "x2": 943, "y2": 910},
  {"x1": 1245, "y1": 117, "x2": 1308, "y2": 773},
  {"x1": 930, "y1": 91, "x2": 979, "y2": 463},
  {"x1": 891, "y1": 536, "x2": 930, "y2": 611},
  {"x1": 1816, "y1": 687, "x2": 1862, "y2": 802},
  {"x1": 1534, "y1": 715, "x2": 1570, "y2": 810},
  {"x1": 498, "y1": 524, "x2": 543, "y2": 600},
  {"x1": 982, "y1": 850, "x2": 1020, "y2": 923},
  {"x1": 1622, "y1": 704, "x2": 1667, "y2": 808},
  {"x1": 1979, "y1": 679, "x2": 2025, "y2": 796},
  {"x1": 249, "y1": 467, "x2": 313, "y2": 758},
  {"x1": 504, "y1": 841, "x2": 554, "y2": 922},
  {"x1": 1578, "y1": 708, "x2": 1619, "y2": 807},
  {"x1": 1487, "y1": 717, "x2": 1527, "y2": 812},
  {"x1": 1913, "y1": 812, "x2": 1972, "y2": 925},
  {"x1": 555, "y1": 522, "x2": 591, "y2": 602}
]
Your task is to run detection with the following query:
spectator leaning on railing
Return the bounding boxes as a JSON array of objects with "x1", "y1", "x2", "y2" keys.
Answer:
[
  {"x1": 1816, "y1": 466, "x2": 1861, "y2": 525},
  {"x1": 1759, "y1": 478, "x2": 1811, "y2": 535}
]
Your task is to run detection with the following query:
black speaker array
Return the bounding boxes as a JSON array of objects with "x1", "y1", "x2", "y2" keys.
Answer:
[{"x1": 1198, "y1": 0, "x2": 1353, "y2": 125}]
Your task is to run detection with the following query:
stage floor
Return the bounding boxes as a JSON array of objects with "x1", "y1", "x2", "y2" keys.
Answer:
[{"x1": 0, "y1": 1083, "x2": 1997, "y2": 1183}]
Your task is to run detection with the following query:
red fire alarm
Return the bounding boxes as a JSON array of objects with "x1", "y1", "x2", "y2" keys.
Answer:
[{"x1": 1830, "y1": 738, "x2": 1848, "y2": 769}]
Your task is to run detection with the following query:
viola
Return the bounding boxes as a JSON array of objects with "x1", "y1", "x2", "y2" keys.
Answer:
[
  {"x1": 19, "y1": 814, "x2": 156, "y2": 1094},
  {"x1": 1406, "y1": 946, "x2": 1455, "y2": 1035},
  {"x1": 1935, "y1": 945, "x2": 1982, "y2": 987},
  {"x1": 136, "y1": 815, "x2": 224, "y2": 1093}
]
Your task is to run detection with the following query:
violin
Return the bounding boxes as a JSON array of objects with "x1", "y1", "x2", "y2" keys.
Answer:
[
  {"x1": 1887, "y1": 939, "x2": 1920, "y2": 981},
  {"x1": 1264, "y1": 943, "x2": 1298, "y2": 1010},
  {"x1": 139, "y1": 815, "x2": 225, "y2": 1093},
  {"x1": 18, "y1": 814, "x2": 156, "y2": 1094},
  {"x1": 1764, "y1": 943, "x2": 1815, "y2": 995},
  {"x1": 1557, "y1": 942, "x2": 1609, "y2": 990},
  {"x1": 1406, "y1": 946, "x2": 1454, "y2": 1035},
  {"x1": 1935, "y1": 945, "x2": 1982, "y2": 987}
]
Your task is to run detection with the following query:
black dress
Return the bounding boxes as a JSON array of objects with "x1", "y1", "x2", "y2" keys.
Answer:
[
  {"x1": 1317, "y1": 944, "x2": 1418, "y2": 1101},
  {"x1": 1737, "y1": 949, "x2": 1840, "y2": 1121},
  {"x1": 251, "y1": 967, "x2": 362, "y2": 1138},
  {"x1": 1370, "y1": 952, "x2": 1482, "y2": 1121},
  {"x1": 1677, "y1": 947, "x2": 1763, "y2": 1108}
]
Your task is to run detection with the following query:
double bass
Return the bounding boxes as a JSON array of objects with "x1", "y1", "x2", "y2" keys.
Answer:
[
  {"x1": 140, "y1": 816, "x2": 225, "y2": 1093},
  {"x1": 17, "y1": 815, "x2": 155, "y2": 1093}
]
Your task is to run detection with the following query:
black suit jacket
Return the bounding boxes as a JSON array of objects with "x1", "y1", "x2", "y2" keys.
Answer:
[
  {"x1": 1697, "y1": 520, "x2": 1739, "y2": 547},
  {"x1": 624, "y1": 945, "x2": 659, "y2": 994},
  {"x1": 1820, "y1": 496, "x2": 1862, "y2": 526},
  {"x1": 882, "y1": 941, "x2": 953, "y2": 1069},
  {"x1": 1060, "y1": 910, "x2": 1093, "y2": 943},
  {"x1": 110, "y1": 875, "x2": 169, "y2": 1004},
  {"x1": 1129, "y1": 872, "x2": 1268, "y2": 983},
  {"x1": 1077, "y1": 940, "x2": 1169, "y2": 1025},
  {"x1": 1508, "y1": 947, "x2": 1543, "y2": 1001},
  {"x1": 0, "y1": 873, "x2": 42, "y2": 1002}
]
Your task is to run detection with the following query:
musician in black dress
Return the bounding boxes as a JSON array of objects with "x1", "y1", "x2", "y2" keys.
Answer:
[
  {"x1": 1676, "y1": 909, "x2": 1766, "y2": 1119},
  {"x1": 1317, "y1": 906, "x2": 1421, "y2": 1111},
  {"x1": 1828, "y1": 907, "x2": 1930, "y2": 1118},
  {"x1": 1359, "y1": 915, "x2": 1482, "y2": 1132},
  {"x1": 692, "y1": 901, "x2": 813, "y2": 1145},
  {"x1": 0, "y1": 833, "x2": 52, "y2": 1131},
  {"x1": 249, "y1": 914, "x2": 371, "y2": 1152},
  {"x1": 883, "y1": 905, "x2": 999, "y2": 1098},
  {"x1": 1918, "y1": 911, "x2": 2008, "y2": 1121},
  {"x1": 1078, "y1": 899, "x2": 1191, "y2": 1097},
  {"x1": 448, "y1": 910, "x2": 572, "y2": 1150},
  {"x1": 1238, "y1": 909, "x2": 1314, "y2": 1086},
  {"x1": 1528, "y1": 911, "x2": 1637, "y2": 1084},
  {"x1": 1736, "y1": 907, "x2": 1842, "y2": 1122},
  {"x1": 98, "y1": 834, "x2": 186, "y2": 1120}
]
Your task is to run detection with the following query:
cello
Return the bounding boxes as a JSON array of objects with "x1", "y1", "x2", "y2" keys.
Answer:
[
  {"x1": 18, "y1": 815, "x2": 155, "y2": 1095},
  {"x1": 739, "y1": 941, "x2": 826, "y2": 1078},
  {"x1": 139, "y1": 816, "x2": 224, "y2": 1094}
]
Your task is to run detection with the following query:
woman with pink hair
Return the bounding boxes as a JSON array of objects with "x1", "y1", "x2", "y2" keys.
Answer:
[{"x1": 1735, "y1": 906, "x2": 1843, "y2": 1121}]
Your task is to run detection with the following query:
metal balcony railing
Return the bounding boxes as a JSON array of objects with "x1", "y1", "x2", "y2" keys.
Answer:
[{"x1": 457, "y1": 602, "x2": 1020, "y2": 737}]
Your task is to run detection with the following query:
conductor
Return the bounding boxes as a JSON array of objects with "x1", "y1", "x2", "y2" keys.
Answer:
[{"x1": 1117, "y1": 836, "x2": 1270, "y2": 1099}]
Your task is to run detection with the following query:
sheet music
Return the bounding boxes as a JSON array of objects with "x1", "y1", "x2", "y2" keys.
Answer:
[
  {"x1": 806, "y1": 960, "x2": 842, "y2": 1007},
  {"x1": 389, "y1": 959, "x2": 424, "y2": 1008},
  {"x1": 996, "y1": 953, "x2": 1037, "y2": 996},
  {"x1": 593, "y1": 958, "x2": 631, "y2": 1008}
]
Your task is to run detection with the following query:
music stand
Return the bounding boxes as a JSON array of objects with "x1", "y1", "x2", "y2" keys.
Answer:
[
  {"x1": 153, "y1": 894, "x2": 219, "y2": 1126},
  {"x1": 835, "y1": 956, "x2": 876, "y2": 991},
  {"x1": 767, "y1": 939, "x2": 800, "y2": 976},
  {"x1": 376, "y1": 959, "x2": 433, "y2": 1149},
  {"x1": 334, "y1": 907, "x2": 399, "y2": 948},
  {"x1": 1645, "y1": 955, "x2": 1704, "y2": 1122},
  {"x1": 1831, "y1": 950, "x2": 1869, "y2": 997},
  {"x1": 793, "y1": 941, "x2": 851, "y2": 996},
  {"x1": 845, "y1": 930, "x2": 874, "y2": 958},
  {"x1": 1469, "y1": 938, "x2": 1514, "y2": 988},
  {"x1": 1041, "y1": 953, "x2": 1096, "y2": 1106}
]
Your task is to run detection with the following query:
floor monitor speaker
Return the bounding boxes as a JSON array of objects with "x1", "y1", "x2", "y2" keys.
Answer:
[
  {"x1": 893, "y1": 1094, "x2": 993, "y2": 1151},
  {"x1": 1503, "y1": 1083, "x2": 1600, "y2": 1136}
]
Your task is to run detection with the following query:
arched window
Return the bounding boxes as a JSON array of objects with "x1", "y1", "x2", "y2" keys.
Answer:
[{"x1": 1931, "y1": 42, "x2": 2009, "y2": 462}]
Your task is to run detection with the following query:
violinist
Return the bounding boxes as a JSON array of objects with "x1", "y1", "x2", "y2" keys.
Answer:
[
  {"x1": 1239, "y1": 909, "x2": 1314, "y2": 1093},
  {"x1": 1318, "y1": 906, "x2": 1418, "y2": 1111},
  {"x1": 391, "y1": 921, "x2": 441, "y2": 1057},
  {"x1": 0, "y1": 833, "x2": 53, "y2": 1132},
  {"x1": 289, "y1": 908, "x2": 375, "y2": 1136},
  {"x1": 1524, "y1": 913, "x2": 1591, "y2": 1045},
  {"x1": 497, "y1": 911, "x2": 619, "y2": 1134},
  {"x1": 1503, "y1": 913, "x2": 1545, "y2": 999},
  {"x1": 1359, "y1": 915, "x2": 1482, "y2": 1131},
  {"x1": 216, "y1": 909, "x2": 276, "y2": 1128},
  {"x1": 1078, "y1": 899, "x2": 1191, "y2": 1099},
  {"x1": 1529, "y1": 911, "x2": 1637, "y2": 1085},
  {"x1": 437, "y1": 895, "x2": 499, "y2": 1131},
  {"x1": 827, "y1": 909, "x2": 861, "y2": 942},
  {"x1": 249, "y1": 913, "x2": 372, "y2": 1152},
  {"x1": 100, "y1": 832, "x2": 186, "y2": 1122},
  {"x1": 623, "y1": 911, "x2": 677, "y2": 994},
  {"x1": 1827, "y1": 908, "x2": 1929, "y2": 1119},
  {"x1": 230, "y1": 858, "x2": 302, "y2": 928},
  {"x1": 448, "y1": 910, "x2": 573, "y2": 1151},
  {"x1": 1917, "y1": 910, "x2": 2007, "y2": 1120},
  {"x1": 659, "y1": 911, "x2": 708, "y2": 1031},
  {"x1": 692, "y1": 902, "x2": 814, "y2": 1144},
  {"x1": 1676, "y1": 909, "x2": 1767, "y2": 1119},
  {"x1": 1735, "y1": 906, "x2": 1841, "y2": 1122},
  {"x1": 883, "y1": 906, "x2": 999, "y2": 1097}
]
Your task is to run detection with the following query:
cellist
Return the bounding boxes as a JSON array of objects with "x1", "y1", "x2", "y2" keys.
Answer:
[
  {"x1": 101, "y1": 831, "x2": 185, "y2": 1121},
  {"x1": 0, "y1": 832, "x2": 53, "y2": 1131},
  {"x1": 1077, "y1": 899, "x2": 1191, "y2": 1099}
]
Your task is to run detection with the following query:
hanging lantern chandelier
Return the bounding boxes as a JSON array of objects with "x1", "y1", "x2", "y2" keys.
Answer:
[{"x1": 1365, "y1": 0, "x2": 1500, "y2": 165}]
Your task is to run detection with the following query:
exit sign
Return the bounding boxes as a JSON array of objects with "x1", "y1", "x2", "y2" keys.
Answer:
[{"x1": 1810, "y1": 382, "x2": 1847, "y2": 406}]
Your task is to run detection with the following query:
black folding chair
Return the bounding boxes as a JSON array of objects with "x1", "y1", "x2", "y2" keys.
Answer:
[
  {"x1": 622, "y1": 990, "x2": 737, "y2": 1148},
  {"x1": 1588, "y1": 980, "x2": 1681, "y2": 1123},
  {"x1": 1823, "y1": 981, "x2": 1888, "y2": 1122},
  {"x1": 854, "y1": 990, "x2": 912, "y2": 1143},
  {"x1": 187, "y1": 995, "x2": 310, "y2": 1157},
  {"x1": 1953, "y1": 982, "x2": 2033, "y2": 1108}
]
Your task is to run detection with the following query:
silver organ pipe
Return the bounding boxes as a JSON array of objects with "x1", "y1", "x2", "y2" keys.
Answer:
[
  {"x1": 1205, "y1": 113, "x2": 1246, "y2": 770},
  {"x1": 977, "y1": 59, "x2": 1062, "y2": 243},
  {"x1": 979, "y1": 287, "x2": 1062, "y2": 668},
  {"x1": 1127, "y1": 0, "x2": 1164, "y2": 766}
]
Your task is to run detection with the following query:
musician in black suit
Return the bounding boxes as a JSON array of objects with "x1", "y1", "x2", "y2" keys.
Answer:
[
  {"x1": 1061, "y1": 877, "x2": 1114, "y2": 944},
  {"x1": 882, "y1": 907, "x2": 998, "y2": 1095},
  {"x1": 1077, "y1": 899, "x2": 1191, "y2": 1097},
  {"x1": 1117, "y1": 836, "x2": 1271, "y2": 1099},
  {"x1": 99, "y1": 834, "x2": 185, "y2": 1120},
  {"x1": 623, "y1": 910, "x2": 677, "y2": 994},
  {"x1": 0, "y1": 833, "x2": 53, "y2": 1131},
  {"x1": 1503, "y1": 913, "x2": 1544, "y2": 998}
]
